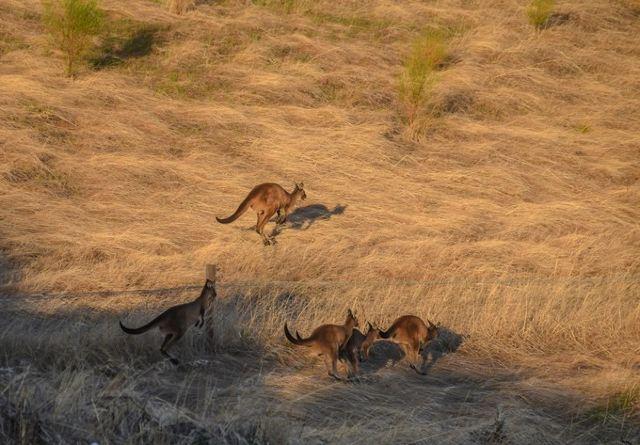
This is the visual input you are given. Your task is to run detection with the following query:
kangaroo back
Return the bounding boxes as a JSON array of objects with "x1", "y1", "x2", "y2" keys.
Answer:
[
  {"x1": 119, "y1": 313, "x2": 164, "y2": 335},
  {"x1": 216, "y1": 193, "x2": 254, "y2": 224}
]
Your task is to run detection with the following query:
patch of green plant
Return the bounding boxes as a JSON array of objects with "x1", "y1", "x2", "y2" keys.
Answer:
[
  {"x1": 398, "y1": 29, "x2": 447, "y2": 124},
  {"x1": 42, "y1": 0, "x2": 104, "y2": 76},
  {"x1": 575, "y1": 123, "x2": 591, "y2": 134},
  {"x1": 527, "y1": 0, "x2": 555, "y2": 29}
]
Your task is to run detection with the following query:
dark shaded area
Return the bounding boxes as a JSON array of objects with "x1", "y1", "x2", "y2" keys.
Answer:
[
  {"x1": 278, "y1": 203, "x2": 347, "y2": 231},
  {"x1": 418, "y1": 325, "x2": 466, "y2": 374},
  {"x1": 0, "y1": 396, "x2": 48, "y2": 444},
  {"x1": 91, "y1": 25, "x2": 162, "y2": 69}
]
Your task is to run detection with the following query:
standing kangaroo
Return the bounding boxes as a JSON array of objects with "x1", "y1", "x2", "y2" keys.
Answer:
[
  {"x1": 339, "y1": 322, "x2": 380, "y2": 377},
  {"x1": 216, "y1": 182, "x2": 307, "y2": 245},
  {"x1": 284, "y1": 309, "x2": 359, "y2": 380},
  {"x1": 378, "y1": 315, "x2": 439, "y2": 375},
  {"x1": 119, "y1": 279, "x2": 216, "y2": 365}
]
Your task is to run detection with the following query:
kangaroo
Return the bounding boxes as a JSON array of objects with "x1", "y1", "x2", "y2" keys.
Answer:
[
  {"x1": 339, "y1": 322, "x2": 380, "y2": 377},
  {"x1": 284, "y1": 309, "x2": 359, "y2": 380},
  {"x1": 378, "y1": 315, "x2": 439, "y2": 375},
  {"x1": 119, "y1": 279, "x2": 216, "y2": 365},
  {"x1": 216, "y1": 182, "x2": 307, "y2": 245}
]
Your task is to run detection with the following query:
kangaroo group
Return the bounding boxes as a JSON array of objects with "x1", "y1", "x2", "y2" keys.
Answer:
[{"x1": 121, "y1": 181, "x2": 442, "y2": 379}]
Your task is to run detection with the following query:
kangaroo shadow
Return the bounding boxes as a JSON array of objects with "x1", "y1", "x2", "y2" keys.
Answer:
[
  {"x1": 91, "y1": 25, "x2": 163, "y2": 69},
  {"x1": 418, "y1": 326, "x2": 466, "y2": 375},
  {"x1": 285, "y1": 204, "x2": 346, "y2": 230},
  {"x1": 262, "y1": 204, "x2": 346, "y2": 242}
]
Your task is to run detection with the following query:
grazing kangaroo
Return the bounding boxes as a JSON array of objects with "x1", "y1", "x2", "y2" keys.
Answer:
[
  {"x1": 119, "y1": 279, "x2": 216, "y2": 365},
  {"x1": 378, "y1": 315, "x2": 439, "y2": 375},
  {"x1": 216, "y1": 182, "x2": 307, "y2": 245},
  {"x1": 284, "y1": 309, "x2": 359, "y2": 380},
  {"x1": 339, "y1": 322, "x2": 380, "y2": 377}
]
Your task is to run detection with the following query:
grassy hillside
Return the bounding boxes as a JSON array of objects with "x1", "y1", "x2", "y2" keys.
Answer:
[{"x1": 0, "y1": 0, "x2": 639, "y2": 443}]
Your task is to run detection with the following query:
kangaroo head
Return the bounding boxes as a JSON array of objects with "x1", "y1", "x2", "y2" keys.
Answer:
[
  {"x1": 427, "y1": 319, "x2": 439, "y2": 340},
  {"x1": 361, "y1": 321, "x2": 380, "y2": 358},
  {"x1": 203, "y1": 278, "x2": 217, "y2": 308},
  {"x1": 346, "y1": 308, "x2": 359, "y2": 329},
  {"x1": 294, "y1": 182, "x2": 307, "y2": 201}
]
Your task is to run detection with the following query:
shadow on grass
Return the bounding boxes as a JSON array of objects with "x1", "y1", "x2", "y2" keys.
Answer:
[
  {"x1": 91, "y1": 25, "x2": 162, "y2": 69},
  {"x1": 285, "y1": 203, "x2": 347, "y2": 230}
]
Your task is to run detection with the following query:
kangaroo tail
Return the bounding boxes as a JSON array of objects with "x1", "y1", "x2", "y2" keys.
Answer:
[
  {"x1": 284, "y1": 323, "x2": 312, "y2": 346},
  {"x1": 119, "y1": 314, "x2": 162, "y2": 335},
  {"x1": 378, "y1": 326, "x2": 393, "y2": 339},
  {"x1": 216, "y1": 194, "x2": 253, "y2": 224}
]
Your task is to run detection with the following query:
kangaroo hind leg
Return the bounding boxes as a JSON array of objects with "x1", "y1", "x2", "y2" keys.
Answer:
[
  {"x1": 324, "y1": 352, "x2": 341, "y2": 381},
  {"x1": 160, "y1": 332, "x2": 183, "y2": 365},
  {"x1": 256, "y1": 210, "x2": 273, "y2": 245}
]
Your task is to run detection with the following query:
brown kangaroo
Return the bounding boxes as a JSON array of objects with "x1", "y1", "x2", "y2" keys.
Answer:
[
  {"x1": 378, "y1": 315, "x2": 439, "y2": 375},
  {"x1": 339, "y1": 322, "x2": 380, "y2": 377},
  {"x1": 119, "y1": 279, "x2": 216, "y2": 365},
  {"x1": 284, "y1": 309, "x2": 359, "y2": 380},
  {"x1": 216, "y1": 182, "x2": 307, "y2": 245}
]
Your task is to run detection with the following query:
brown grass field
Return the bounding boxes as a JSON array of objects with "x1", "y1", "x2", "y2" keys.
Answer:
[{"x1": 1, "y1": 0, "x2": 639, "y2": 443}]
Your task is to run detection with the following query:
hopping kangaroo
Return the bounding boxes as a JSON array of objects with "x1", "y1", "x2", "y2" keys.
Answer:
[
  {"x1": 284, "y1": 309, "x2": 359, "y2": 380},
  {"x1": 379, "y1": 315, "x2": 439, "y2": 375},
  {"x1": 216, "y1": 182, "x2": 307, "y2": 245},
  {"x1": 339, "y1": 322, "x2": 380, "y2": 377},
  {"x1": 119, "y1": 279, "x2": 216, "y2": 365}
]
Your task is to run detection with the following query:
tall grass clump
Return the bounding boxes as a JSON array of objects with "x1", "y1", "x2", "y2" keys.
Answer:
[
  {"x1": 42, "y1": 0, "x2": 104, "y2": 76},
  {"x1": 398, "y1": 30, "x2": 446, "y2": 124},
  {"x1": 527, "y1": 0, "x2": 555, "y2": 29},
  {"x1": 167, "y1": 0, "x2": 194, "y2": 15}
]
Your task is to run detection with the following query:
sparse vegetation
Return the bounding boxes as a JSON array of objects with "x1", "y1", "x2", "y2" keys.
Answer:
[
  {"x1": 527, "y1": 0, "x2": 555, "y2": 29},
  {"x1": 1, "y1": 0, "x2": 640, "y2": 443},
  {"x1": 41, "y1": 0, "x2": 104, "y2": 76},
  {"x1": 399, "y1": 30, "x2": 447, "y2": 124}
]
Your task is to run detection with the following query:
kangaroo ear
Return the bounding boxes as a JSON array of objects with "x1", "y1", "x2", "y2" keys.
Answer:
[
  {"x1": 348, "y1": 308, "x2": 354, "y2": 317},
  {"x1": 427, "y1": 319, "x2": 436, "y2": 328},
  {"x1": 299, "y1": 182, "x2": 304, "y2": 188},
  {"x1": 367, "y1": 321, "x2": 373, "y2": 330}
]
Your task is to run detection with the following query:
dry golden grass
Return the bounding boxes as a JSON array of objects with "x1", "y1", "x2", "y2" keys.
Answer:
[{"x1": 0, "y1": 0, "x2": 639, "y2": 443}]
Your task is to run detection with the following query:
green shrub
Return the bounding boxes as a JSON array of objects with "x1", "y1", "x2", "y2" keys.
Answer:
[
  {"x1": 398, "y1": 30, "x2": 446, "y2": 124},
  {"x1": 42, "y1": 0, "x2": 104, "y2": 76},
  {"x1": 527, "y1": 0, "x2": 555, "y2": 29}
]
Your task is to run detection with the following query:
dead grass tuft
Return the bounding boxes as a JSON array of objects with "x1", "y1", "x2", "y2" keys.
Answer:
[{"x1": 0, "y1": 0, "x2": 639, "y2": 442}]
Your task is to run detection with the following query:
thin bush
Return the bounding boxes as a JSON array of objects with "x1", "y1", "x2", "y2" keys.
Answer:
[
  {"x1": 398, "y1": 30, "x2": 446, "y2": 124},
  {"x1": 42, "y1": 0, "x2": 104, "y2": 76},
  {"x1": 527, "y1": 0, "x2": 555, "y2": 29}
]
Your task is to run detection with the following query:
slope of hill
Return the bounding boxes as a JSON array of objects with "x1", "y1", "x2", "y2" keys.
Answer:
[{"x1": 0, "y1": 0, "x2": 639, "y2": 443}]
